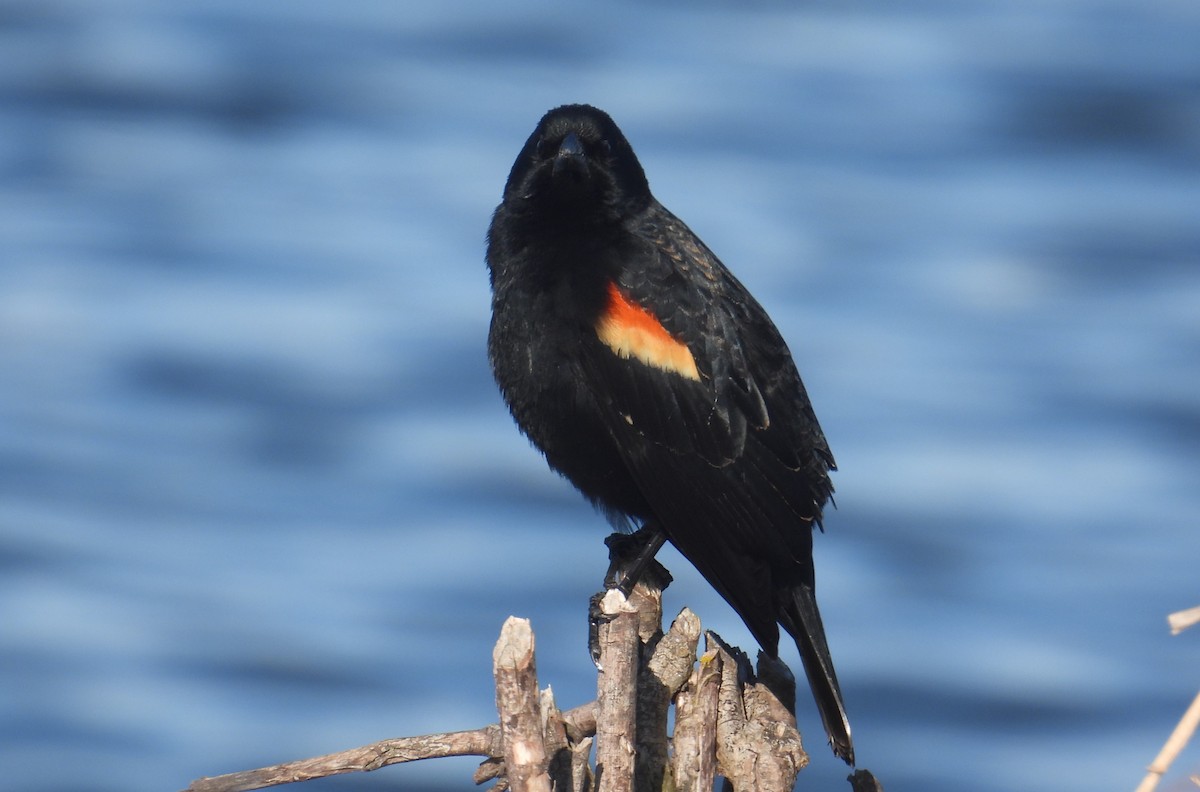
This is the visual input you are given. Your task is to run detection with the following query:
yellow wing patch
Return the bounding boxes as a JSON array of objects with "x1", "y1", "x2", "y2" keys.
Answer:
[{"x1": 596, "y1": 282, "x2": 700, "y2": 381}]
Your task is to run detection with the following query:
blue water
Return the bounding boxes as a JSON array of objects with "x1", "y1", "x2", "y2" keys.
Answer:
[{"x1": 2, "y1": 2, "x2": 1198, "y2": 791}]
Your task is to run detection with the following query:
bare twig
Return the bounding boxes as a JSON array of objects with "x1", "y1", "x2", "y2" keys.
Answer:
[
  {"x1": 183, "y1": 700, "x2": 598, "y2": 792},
  {"x1": 569, "y1": 737, "x2": 594, "y2": 792},
  {"x1": 636, "y1": 608, "x2": 702, "y2": 792},
  {"x1": 1168, "y1": 605, "x2": 1200, "y2": 635},
  {"x1": 493, "y1": 617, "x2": 552, "y2": 792},
  {"x1": 595, "y1": 588, "x2": 640, "y2": 792},
  {"x1": 672, "y1": 644, "x2": 720, "y2": 792},
  {"x1": 562, "y1": 700, "x2": 598, "y2": 743},
  {"x1": 184, "y1": 727, "x2": 501, "y2": 792},
  {"x1": 1134, "y1": 689, "x2": 1200, "y2": 792},
  {"x1": 648, "y1": 608, "x2": 702, "y2": 692},
  {"x1": 473, "y1": 757, "x2": 504, "y2": 785},
  {"x1": 712, "y1": 634, "x2": 807, "y2": 792},
  {"x1": 540, "y1": 687, "x2": 572, "y2": 788},
  {"x1": 183, "y1": 536, "x2": 878, "y2": 792}
]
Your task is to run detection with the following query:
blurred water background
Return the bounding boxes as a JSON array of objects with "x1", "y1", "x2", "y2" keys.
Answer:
[{"x1": 2, "y1": 1, "x2": 1198, "y2": 790}]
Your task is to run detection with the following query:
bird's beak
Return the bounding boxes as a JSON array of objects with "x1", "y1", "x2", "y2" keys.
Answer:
[{"x1": 553, "y1": 132, "x2": 586, "y2": 178}]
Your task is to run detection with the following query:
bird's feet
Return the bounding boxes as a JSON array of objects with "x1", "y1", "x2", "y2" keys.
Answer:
[
  {"x1": 588, "y1": 525, "x2": 673, "y2": 667},
  {"x1": 603, "y1": 524, "x2": 670, "y2": 595}
]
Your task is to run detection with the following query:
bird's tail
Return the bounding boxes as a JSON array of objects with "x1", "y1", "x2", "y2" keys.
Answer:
[{"x1": 780, "y1": 585, "x2": 854, "y2": 765}]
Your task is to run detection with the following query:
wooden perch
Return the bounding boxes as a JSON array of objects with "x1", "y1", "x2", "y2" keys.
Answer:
[
  {"x1": 183, "y1": 532, "x2": 878, "y2": 792},
  {"x1": 181, "y1": 700, "x2": 597, "y2": 792},
  {"x1": 594, "y1": 588, "x2": 640, "y2": 792},
  {"x1": 1133, "y1": 604, "x2": 1200, "y2": 792},
  {"x1": 1168, "y1": 605, "x2": 1200, "y2": 635},
  {"x1": 711, "y1": 634, "x2": 807, "y2": 791},
  {"x1": 672, "y1": 638, "x2": 720, "y2": 792},
  {"x1": 1134, "y1": 690, "x2": 1200, "y2": 792},
  {"x1": 493, "y1": 616, "x2": 552, "y2": 792},
  {"x1": 639, "y1": 607, "x2": 701, "y2": 791}
]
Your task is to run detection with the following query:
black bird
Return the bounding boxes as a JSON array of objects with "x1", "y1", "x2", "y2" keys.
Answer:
[{"x1": 486, "y1": 104, "x2": 853, "y2": 765}]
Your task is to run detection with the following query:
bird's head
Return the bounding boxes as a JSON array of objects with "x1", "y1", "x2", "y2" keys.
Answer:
[{"x1": 503, "y1": 104, "x2": 652, "y2": 224}]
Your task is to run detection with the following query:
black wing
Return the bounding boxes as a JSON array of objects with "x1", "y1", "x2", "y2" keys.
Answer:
[
  {"x1": 585, "y1": 203, "x2": 833, "y2": 510},
  {"x1": 580, "y1": 202, "x2": 835, "y2": 648}
]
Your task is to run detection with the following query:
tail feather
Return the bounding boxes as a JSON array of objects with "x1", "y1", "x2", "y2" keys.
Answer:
[{"x1": 780, "y1": 585, "x2": 854, "y2": 765}]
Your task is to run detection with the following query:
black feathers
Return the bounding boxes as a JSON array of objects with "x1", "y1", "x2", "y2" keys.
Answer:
[{"x1": 486, "y1": 104, "x2": 853, "y2": 764}]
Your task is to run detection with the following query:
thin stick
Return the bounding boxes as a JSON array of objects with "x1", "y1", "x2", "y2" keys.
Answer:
[
  {"x1": 1134, "y1": 690, "x2": 1200, "y2": 792},
  {"x1": 494, "y1": 616, "x2": 552, "y2": 792},
  {"x1": 183, "y1": 727, "x2": 501, "y2": 792},
  {"x1": 637, "y1": 608, "x2": 701, "y2": 792},
  {"x1": 595, "y1": 588, "x2": 639, "y2": 792},
  {"x1": 541, "y1": 686, "x2": 588, "y2": 791},
  {"x1": 182, "y1": 702, "x2": 598, "y2": 792},
  {"x1": 672, "y1": 643, "x2": 719, "y2": 792},
  {"x1": 1168, "y1": 605, "x2": 1200, "y2": 635},
  {"x1": 712, "y1": 635, "x2": 806, "y2": 792}
]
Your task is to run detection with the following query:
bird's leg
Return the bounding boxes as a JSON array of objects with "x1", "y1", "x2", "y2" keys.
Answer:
[
  {"x1": 589, "y1": 523, "x2": 673, "y2": 668},
  {"x1": 606, "y1": 524, "x2": 669, "y2": 596}
]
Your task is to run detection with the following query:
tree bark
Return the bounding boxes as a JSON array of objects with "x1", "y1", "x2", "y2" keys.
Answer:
[
  {"x1": 492, "y1": 617, "x2": 552, "y2": 792},
  {"x1": 594, "y1": 588, "x2": 640, "y2": 792},
  {"x1": 183, "y1": 538, "x2": 880, "y2": 792}
]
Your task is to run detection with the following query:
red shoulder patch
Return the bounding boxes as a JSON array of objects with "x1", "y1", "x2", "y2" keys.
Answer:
[{"x1": 595, "y1": 282, "x2": 700, "y2": 380}]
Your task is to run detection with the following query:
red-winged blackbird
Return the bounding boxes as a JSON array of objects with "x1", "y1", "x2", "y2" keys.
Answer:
[{"x1": 486, "y1": 104, "x2": 853, "y2": 765}]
